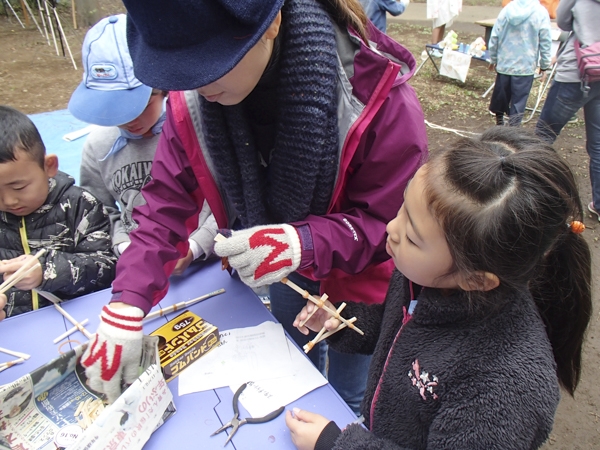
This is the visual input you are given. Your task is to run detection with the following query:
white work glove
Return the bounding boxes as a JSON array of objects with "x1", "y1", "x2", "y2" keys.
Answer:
[
  {"x1": 214, "y1": 224, "x2": 301, "y2": 288},
  {"x1": 400, "y1": 0, "x2": 410, "y2": 7},
  {"x1": 81, "y1": 304, "x2": 145, "y2": 403}
]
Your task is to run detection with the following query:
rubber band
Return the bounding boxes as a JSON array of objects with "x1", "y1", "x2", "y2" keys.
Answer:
[{"x1": 58, "y1": 339, "x2": 81, "y2": 355}]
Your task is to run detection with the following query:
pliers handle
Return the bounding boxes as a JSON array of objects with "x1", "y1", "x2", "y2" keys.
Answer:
[{"x1": 211, "y1": 383, "x2": 285, "y2": 446}]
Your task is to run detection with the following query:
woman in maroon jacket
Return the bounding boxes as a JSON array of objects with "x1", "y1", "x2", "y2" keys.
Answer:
[{"x1": 81, "y1": 0, "x2": 428, "y2": 410}]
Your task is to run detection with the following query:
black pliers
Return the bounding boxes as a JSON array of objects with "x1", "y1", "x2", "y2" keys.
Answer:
[{"x1": 211, "y1": 383, "x2": 285, "y2": 446}]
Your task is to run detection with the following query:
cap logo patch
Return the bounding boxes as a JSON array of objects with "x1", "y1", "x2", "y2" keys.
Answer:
[{"x1": 91, "y1": 64, "x2": 118, "y2": 80}]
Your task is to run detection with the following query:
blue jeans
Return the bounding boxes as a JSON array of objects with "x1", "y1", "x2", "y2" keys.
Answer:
[
  {"x1": 536, "y1": 80, "x2": 600, "y2": 208},
  {"x1": 269, "y1": 273, "x2": 371, "y2": 415}
]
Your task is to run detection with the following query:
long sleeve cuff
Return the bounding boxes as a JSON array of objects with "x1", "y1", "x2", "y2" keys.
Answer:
[
  {"x1": 295, "y1": 224, "x2": 314, "y2": 269},
  {"x1": 315, "y1": 421, "x2": 342, "y2": 450}
]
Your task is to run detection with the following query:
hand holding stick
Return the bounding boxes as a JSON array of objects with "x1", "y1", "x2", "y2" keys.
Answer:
[
  {"x1": 298, "y1": 293, "x2": 328, "y2": 328},
  {"x1": 0, "y1": 249, "x2": 47, "y2": 294},
  {"x1": 281, "y1": 277, "x2": 363, "y2": 336},
  {"x1": 144, "y1": 288, "x2": 226, "y2": 322},
  {"x1": 303, "y1": 302, "x2": 345, "y2": 353}
]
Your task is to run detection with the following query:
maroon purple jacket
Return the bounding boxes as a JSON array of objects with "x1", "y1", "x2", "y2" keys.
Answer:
[{"x1": 110, "y1": 24, "x2": 428, "y2": 313}]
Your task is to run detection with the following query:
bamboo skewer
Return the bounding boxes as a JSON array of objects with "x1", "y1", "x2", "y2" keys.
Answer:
[
  {"x1": 35, "y1": 290, "x2": 92, "y2": 340},
  {"x1": 52, "y1": 302, "x2": 92, "y2": 339},
  {"x1": 280, "y1": 277, "x2": 364, "y2": 336},
  {"x1": 298, "y1": 293, "x2": 328, "y2": 328},
  {"x1": 0, "y1": 249, "x2": 47, "y2": 294},
  {"x1": 318, "y1": 317, "x2": 357, "y2": 341},
  {"x1": 0, "y1": 358, "x2": 26, "y2": 373},
  {"x1": 0, "y1": 347, "x2": 30, "y2": 360},
  {"x1": 144, "y1": 288, "x2": 226, "y2": 322},
  {"x1": 53, "y1": 319, "x2": 90, "y2": 344}
]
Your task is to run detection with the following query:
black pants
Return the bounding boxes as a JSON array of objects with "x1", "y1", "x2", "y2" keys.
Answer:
[{"x1": 489, "y1": 73, "x2": 534, "y2": 126}]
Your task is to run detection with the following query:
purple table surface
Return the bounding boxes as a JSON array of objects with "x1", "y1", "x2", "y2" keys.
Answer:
[{"x1": 1, "y1": 260, "x2": 358, "y2": 449}]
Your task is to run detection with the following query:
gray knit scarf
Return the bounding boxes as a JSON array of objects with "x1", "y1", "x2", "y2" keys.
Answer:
[{"x1": 200, "y1": 0, "x2": 339, "y2": 227}]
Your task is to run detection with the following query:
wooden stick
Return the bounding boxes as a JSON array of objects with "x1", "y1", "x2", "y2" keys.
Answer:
[
  {"x1": 299, "y1": 293, "x2": 328, "y2": 328},
  {"x1": 35, "y1": 290, "x2": 92, "y2": 339},
  {"x1": 36, "y1": 0, "x2": 50, "y2": 45},
  {"x1": 52, "y1": 6, "x2": 77, "y2": 69},
  {"x1": 144, "y1": 288, "x2": 226, "y2": 322},
  {"x1": 303, "y1": 303, "x2": 345, "y2": 353},
  {"x1": 53, "y1": 303, "x2": 92, "y2": 339},
  {"x1": 281, "y1": 277, "x2": 364, "y2": 335},
  {"x1": 44, "y1": 0, "x2": 59, "y2": 55},
  {"x1": 0, "y1": 347, "x2": 30, "y2": 360},
  {"x1": 70, "y1": 0, "x2": 77, "y2": 29},
  {"x1": 316, "y1": 317, "x2": 357, "y2": 342},
  {"x1": 0, "y1": 249, "x2": 47, "y2": 294},
  {"x1": 53, "y1": 319, "x2": 90, "y2": 344},
  {"x1": 0, "y1": 358, "x2": 26, "y2": 372}
]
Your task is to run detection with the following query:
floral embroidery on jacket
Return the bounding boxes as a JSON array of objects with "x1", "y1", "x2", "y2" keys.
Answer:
[{"x1": 408, "y1": 359, "x2": 439, "y2": 400}]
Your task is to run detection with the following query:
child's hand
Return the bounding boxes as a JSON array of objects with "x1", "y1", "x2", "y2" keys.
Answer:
[
  {"x1": 172, "y1": 249, "x2": 194, "y2": 276},
  {"x1": 0, "y1": 293, "x2": 6, "y2": 321},
  {"x1": 0, "y1": 255, "x2": 43, "y2": 290},
  {"x1": 286, "y1": 407, "x2": 331, "y2": 450},
  {"x1": 293, "y1": 298, "x2": 340, "y2": 335}
]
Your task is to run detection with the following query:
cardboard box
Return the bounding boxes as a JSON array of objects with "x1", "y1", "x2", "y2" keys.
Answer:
[{"x1": 150, "y1": 311, "x2": 219, "y2": 382}]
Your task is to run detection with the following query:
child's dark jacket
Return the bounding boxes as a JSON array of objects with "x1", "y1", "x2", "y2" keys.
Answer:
[
  {"x1": 317, "y1": 270, "x2": 560, "y2": 450},
  {"x1": 0, "y1": 171, "x2": 117, "y2": 317}
]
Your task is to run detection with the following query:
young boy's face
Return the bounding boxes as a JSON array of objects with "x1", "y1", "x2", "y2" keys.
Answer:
[
  {"x1": 118, "y1": 91, "x2": 164, "y2": 137},
  {"x1": 0, "y1": 149, "x2": 58, "y2": 216}
]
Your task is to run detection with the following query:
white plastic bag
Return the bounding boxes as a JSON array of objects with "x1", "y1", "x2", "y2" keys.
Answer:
[{"x1": 439, "y1": 49, "x2": 472, "y2": 83}]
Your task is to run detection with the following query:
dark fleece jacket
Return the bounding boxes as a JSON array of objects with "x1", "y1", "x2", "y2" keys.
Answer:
[
  {"x1": 316, "y1": 269, "x2": 560, "y2": 450},
  {"x1": 0, "y1": 171, "x2": 116, "y2": 317}
]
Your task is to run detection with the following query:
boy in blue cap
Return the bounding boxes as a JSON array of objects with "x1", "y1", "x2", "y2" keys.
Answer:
[{"x1": 68, "y1": 14, "x2": 217, "y2": 274}]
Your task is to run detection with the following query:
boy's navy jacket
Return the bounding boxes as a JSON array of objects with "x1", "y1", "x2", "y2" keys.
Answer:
[
  {"x1": 0, "y1": 171, "x2": 116, "y2": 317},
  {"x1": 316, "y1": 269, "x2": 560, "y2": 450}
]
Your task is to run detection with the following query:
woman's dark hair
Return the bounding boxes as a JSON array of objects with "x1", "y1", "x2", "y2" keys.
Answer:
[
  {"x1": 319, "y1": 0, "x2": 369, "y2": 43},
  {"x1": 0, "y1": 105, "x2": 46, "y2": 167},
  {"x1": 423, "y1": 127, "x2": 592, "y2": 396}
]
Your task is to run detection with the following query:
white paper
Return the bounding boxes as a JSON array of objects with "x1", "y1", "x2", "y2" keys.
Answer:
[
  {"x1": 232, "y1": 338, "x2": 328, "y2": 418},
  {"x1": 439, "y1": 48, "x2": 472, "y2": 83},
  {"x1": 178, "y1": 321, "x2": 293, "y2": 395},
  {"x1": 62, "y1": 125, "x2": 99, "y2": 142}
]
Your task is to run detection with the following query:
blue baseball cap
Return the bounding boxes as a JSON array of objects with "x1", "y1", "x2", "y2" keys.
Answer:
[{"x1": 68, "y1": 14, "x2": 152, "y2": 127}]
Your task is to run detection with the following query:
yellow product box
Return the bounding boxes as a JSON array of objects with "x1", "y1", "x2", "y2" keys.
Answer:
[{"x1": 150, "y1": 310, "x2": 220, "y2": 382}]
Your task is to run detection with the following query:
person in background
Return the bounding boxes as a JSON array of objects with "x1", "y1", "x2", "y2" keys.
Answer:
[
  {"x1": 424, "y1": 0, "x2": 462, "y2": 58},
  {"x1": 0, "y1": 105, "x2": 116, "y2": 318},
  {"x1": 68, "y1": 14, "x2": 217, "y2": 274},
  {"x1": 360, "y1": 0, "x2": 410, "y2": 33},
  {"x1": 80, "y1": 0, "x2": 428, "y2": 409},
  {"x1": 488, "y1": 0, "x2": 552, "y2": 126},
  {"x1": 286, "y1": 127, "x2": 591, "y2": 450},
  {"x1": 535, "y1": 0, "x2": 600, "y2": 221},
  {"x1": 503, "y1": 0, "x2": 560, "y2": 19}
]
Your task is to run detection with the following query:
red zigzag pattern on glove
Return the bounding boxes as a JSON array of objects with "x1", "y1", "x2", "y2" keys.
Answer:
[
  {"x1": 249, "y1": 228, "x2": 292, "y2": 280},
  {"x1": 82, "y1": 336, "x2": 123, "y2": 382}
]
